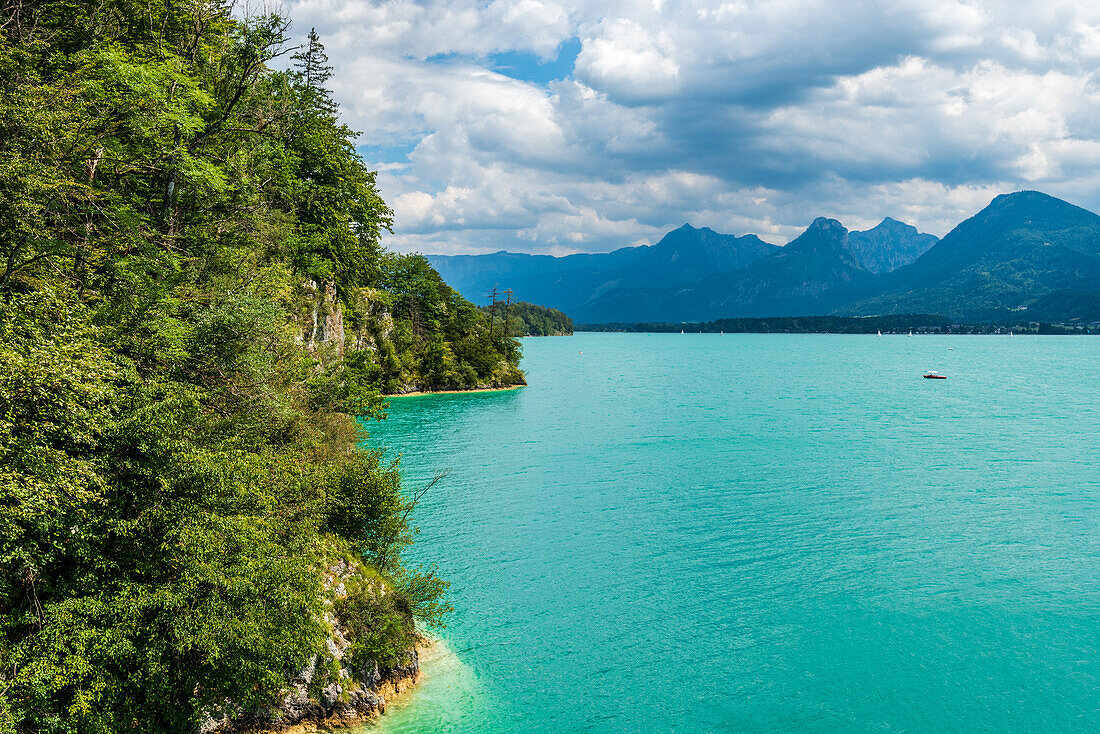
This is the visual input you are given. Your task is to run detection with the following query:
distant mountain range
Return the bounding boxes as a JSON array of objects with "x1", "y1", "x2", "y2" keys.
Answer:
[
  {"x1": 427, "y1": 191, "x2": 1100, "y2": 324},
  {"x1": 428, "y1": 224, "x2": 777, "y2": 317}
]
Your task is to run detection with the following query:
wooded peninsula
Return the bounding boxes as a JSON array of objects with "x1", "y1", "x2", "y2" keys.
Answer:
[{"x1": 0, "y1": 2, "x2": 523, "y2": 731}]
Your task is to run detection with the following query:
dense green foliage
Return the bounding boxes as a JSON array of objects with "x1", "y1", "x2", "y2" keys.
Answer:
[
  {"x1": 367, "y1": 254, "x2": 525, "y2": 392},
  {"x1": 483, "y1": 301, "x2": 574, "y2": 336},
  {"x1": 0, "y1": 3, "x2": 508, "y2": 731},
  {"x1": 1017, "y1": 290, "x2": 1100, "y2": 324}
]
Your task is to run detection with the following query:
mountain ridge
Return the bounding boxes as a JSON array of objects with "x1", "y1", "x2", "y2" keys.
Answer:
[
  {"x1": 573, "y1": 216, "x2": 877, "y2": 322},
  {"x1": 428, "y1": 217, "x2": 933, "y2": 317},
  {"x1": 426, "y1": 191, "x2": 1099, "y2": 324}
]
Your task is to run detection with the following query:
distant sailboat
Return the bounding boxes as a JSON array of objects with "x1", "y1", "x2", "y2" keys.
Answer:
[
  {"x1": 877, "y1": 330, "x2": 882, "y2": 336},
  {"x1": 908, "y1": 330, "x2": 913, "y2": 336}
]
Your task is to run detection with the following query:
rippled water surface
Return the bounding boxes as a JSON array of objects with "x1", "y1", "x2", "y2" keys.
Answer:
[{"x1": 363, "y1": 333, "x2": 1100, "y2": 733}]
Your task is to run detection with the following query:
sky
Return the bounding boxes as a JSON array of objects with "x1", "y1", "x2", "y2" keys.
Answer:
[{"x1": 280, "y1": 0, "x2": 1100, "y2": 254}]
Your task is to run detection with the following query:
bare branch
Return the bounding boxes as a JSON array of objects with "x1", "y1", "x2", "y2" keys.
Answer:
[{"x1": 401, "y1": 469, "x2": 450, "y2": 526}]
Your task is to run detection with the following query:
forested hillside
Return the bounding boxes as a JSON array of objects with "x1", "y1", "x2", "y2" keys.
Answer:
[
  {"x1": 841, "y1": 191, "x2": 1100, "y2": 321},
  {"x1": 482, "y1": 301, "x2": 574, "y2": 336},
  {"x1": 0, "y1": 2, "x2": 517, "y2": 731}
]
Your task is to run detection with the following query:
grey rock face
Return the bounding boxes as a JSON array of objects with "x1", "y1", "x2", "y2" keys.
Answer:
[{"x1": 300, "y1": 279, "x2": 346, "y2": 354}]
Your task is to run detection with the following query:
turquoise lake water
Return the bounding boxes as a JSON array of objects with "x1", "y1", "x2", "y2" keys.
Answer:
[{"x1": 363, "y1": 333, "x2": 1100, "y2": 733}]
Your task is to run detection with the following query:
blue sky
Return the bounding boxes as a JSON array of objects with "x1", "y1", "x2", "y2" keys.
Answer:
[{"x1": 286, "y1": 0, "x2": 1100, "y2": 255}]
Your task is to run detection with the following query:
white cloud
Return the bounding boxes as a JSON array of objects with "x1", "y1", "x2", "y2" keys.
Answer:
[
  {"x1": 574, "y1": 17, "x2": 680, "y2": 102},
  {"x1": 282, "y1": 0, "x2": 1100, "y2": 254},
  {"x1": 291, "y1": 0, "x2": 573, "y2": 58}
]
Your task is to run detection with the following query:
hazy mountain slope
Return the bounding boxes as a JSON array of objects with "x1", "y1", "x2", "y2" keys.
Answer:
[
  {"x1": 1020, "y1": 290, "x2": 1100, "y2": 323},
  {"x1": 625, "y1": 225, "x2": 779, "y2": 284},
  {"x1": 427, "y1": 224, "x2": 777, "y2": 311}
]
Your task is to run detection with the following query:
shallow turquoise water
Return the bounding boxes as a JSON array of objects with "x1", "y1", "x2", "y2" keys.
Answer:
[{"x1": 363, "y1": 334, "x2": 1100, "y2": 733}]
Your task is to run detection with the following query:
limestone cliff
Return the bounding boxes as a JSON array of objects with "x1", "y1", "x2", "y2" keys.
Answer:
[{"x1": 299, "y1": 279, "x2": 346, "y2": 356}]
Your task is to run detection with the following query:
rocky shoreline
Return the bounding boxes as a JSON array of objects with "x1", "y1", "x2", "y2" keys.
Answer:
[
  {"x1": 386, "y1": 384, "x2": 525, "y2": 397},
  {"x1": 233, "y1": 642, "x2": 428, "y2": 734},
  {"x1": 200, "y1": 559, "x2": 431, "y2": 734}
]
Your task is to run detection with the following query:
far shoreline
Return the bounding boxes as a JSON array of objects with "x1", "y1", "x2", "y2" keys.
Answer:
[
  {"x1": 386, "y1": 385, "x2": 526, "y2": 398},
  {"x1": 575, "y1": 329, "x2": 1096, "y2": 335},
  {"x1": 575, "y1": 312, "x2": 1099, "y2": 335}
]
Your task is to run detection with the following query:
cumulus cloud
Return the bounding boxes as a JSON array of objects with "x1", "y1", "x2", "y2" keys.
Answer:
[
  {"x1": 573, "y1": 18, "x2": 679, "y2": 102},
  {"x1": 281, "y1": 0, "x2": 1100, "y2": 254}
]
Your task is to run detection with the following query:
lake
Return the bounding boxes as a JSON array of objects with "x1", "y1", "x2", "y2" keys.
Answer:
[{"x1": 362, "y1": 333, "x2": 1100, "y2": 733}]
